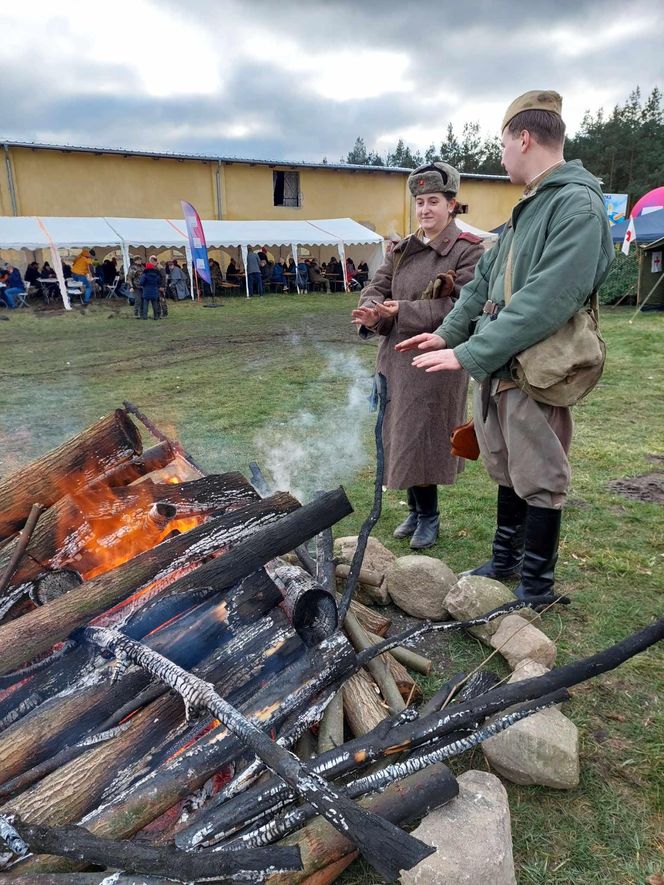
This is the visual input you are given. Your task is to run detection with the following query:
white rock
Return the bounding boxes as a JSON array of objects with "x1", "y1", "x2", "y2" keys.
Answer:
[
  {"x1": 385, "y1": 555, "x2": 456, "y2": 620},
  {"x1": 400, "y1": 770, "x2": 516, "y2": 884},
  {"x1": 443, "y1": 575, "x2": 515, "y2": 643},
  {"x1": 490, "y1": 614, "x2": 556, "y2": 669}
]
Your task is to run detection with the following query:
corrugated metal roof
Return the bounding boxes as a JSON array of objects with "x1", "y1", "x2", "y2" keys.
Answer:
[{"x1": 1, "y1": 139, "x2": 511, "y2": 181}]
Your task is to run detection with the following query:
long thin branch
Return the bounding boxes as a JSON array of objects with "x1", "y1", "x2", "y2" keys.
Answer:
[
  {"x1": 0, "y1": 503, "x2": 45, "y2": 595},
  {"x1": 338, "y1": 372, "x2": 387, "y2": 621},
  {"x1": 81, "y1": 626, "x2": 432, "y2": 882}
]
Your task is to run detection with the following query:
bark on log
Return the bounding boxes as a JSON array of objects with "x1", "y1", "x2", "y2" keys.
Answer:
[
  {"x1": 3, "y1": 816, "x2": 303, "y2": 879},
  {"x1": 90, "y1": 441, "x2": 176, "y2": 489},
  {"x1": 265, "y1": 763, "x2": 456, "y2": 885},
  {"x1": 0, "y1": 573, "x2": 282, "y2": 784},
  {"x1": 343, "y1": 670, "x2": 387, "y2": 737},
  {"x1": 343, "y1": 611, "x2": 404, "y2": 714},
  {"x1": 0, "y1": 491, "x2": 304, "y2": 677},
  {"x1": 80, "y1": 627, "x2": 432, "y2": 882},
  {"x1": 334, "y1": 594, "x2": 391, "y2": 637},
  {"x1": 0, "y1": 411, "x2": 143, "y2": 541},
  {"x1": 11, "y1": 632, "x2": 357, "y2": 876},
  {"x1": 317, "y1": 690, "x2": 344, "y2": 754}
]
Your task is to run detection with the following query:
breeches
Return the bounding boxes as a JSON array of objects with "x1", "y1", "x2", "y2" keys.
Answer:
[{"x1": 472, "y1": 383, "x2": 573, "y2": 509}]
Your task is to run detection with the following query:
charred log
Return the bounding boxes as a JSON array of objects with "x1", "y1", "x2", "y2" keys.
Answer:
[{"x1": 0, "y1": 411, "x2": 142, "y2": 541}]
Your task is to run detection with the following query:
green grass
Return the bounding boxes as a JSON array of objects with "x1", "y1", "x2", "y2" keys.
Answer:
[{"x1": 1, "y1": 296, "x2": 663, "y2": 883}]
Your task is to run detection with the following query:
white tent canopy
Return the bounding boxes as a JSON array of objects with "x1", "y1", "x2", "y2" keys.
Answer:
[{"x1": 0, "y1": 215, "x2": 386, "y2": 304}]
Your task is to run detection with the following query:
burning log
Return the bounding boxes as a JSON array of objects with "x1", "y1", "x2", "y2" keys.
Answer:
[
  {"x1": 0, "y1": 490, "x2": 305, "y2": 677},
  {"x1": 90, "y1": 441, "x2": 177, "y2": 489},
  {"x1": 1, "y1": 815, "x2": 303, "y2": 880},
  {"x1": 0, "y1": 411, "x2": 143, "y2": 541},
  {"x1": 79, "y1": 627, "x2": 433, "y2": 881},
  {"x1": 264, "y1": 763, "x2": 457, "y2": 885},
  {"x1": 0, "y1": 474, "x2": 261, "y2": 591}
]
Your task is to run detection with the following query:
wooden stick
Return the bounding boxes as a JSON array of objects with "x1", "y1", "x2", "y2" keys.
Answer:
[
  {"x1": 317, "y1": 689, "x2": 344, "y2": 754},
  {"x1": 1, "y1": 815, "x2": 302, "y2": 879},
  {"x1": 338, "y1": 373, "x2": 386, "y2": 622},
  {"x1": 343, "y1": 611, "x2": 404, "y2": 714},
  {"x1": 0, "y1": 504, "x2": 45, "y2": 595},
  {"x1": 366, "y1": 630, "x2": 432, "y2": 675},
  {"x1": 82, "y1": 627, "x2": 433, "y2": 881}
]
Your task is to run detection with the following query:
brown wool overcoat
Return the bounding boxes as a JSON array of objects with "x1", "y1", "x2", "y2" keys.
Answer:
[{"x1": 359, "y1": 222, "x2": 484, "y2": 489}]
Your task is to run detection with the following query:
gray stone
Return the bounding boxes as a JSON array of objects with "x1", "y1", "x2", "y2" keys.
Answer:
[
  {"x1": 334, "y1": 535, "x2": 396, "y2": 576},
  {"x1": 386, "y1": 555, "x2": 456, "y2": 620},
  {"x1": 443, "y1": 575, "x2": 515, "y2": 643},
  {"x1": 490, "y1": 614, "x2": 557, "y2": 669},
  {"x1": 400, "y1": 770, "x2": 516, "y2": 884},
  {"x1": 483, "y1": 705, "x2": 579, "y2": 789}
]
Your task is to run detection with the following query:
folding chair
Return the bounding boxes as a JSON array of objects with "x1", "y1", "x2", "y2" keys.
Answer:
[{"x1": 104, "y1": 275, "x2": 121, "y2": 299}]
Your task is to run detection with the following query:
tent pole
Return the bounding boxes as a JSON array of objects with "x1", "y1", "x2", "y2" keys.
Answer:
[{"x1": 628, "y1": 274, "x2": 664, "y2": 323}]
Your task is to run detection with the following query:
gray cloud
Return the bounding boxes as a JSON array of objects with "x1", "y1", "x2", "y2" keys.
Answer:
[{"x1": 0, "y1": 0, "x2": 661, "y2": 162}]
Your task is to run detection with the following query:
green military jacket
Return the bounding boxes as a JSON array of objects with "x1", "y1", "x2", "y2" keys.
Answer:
[{"x1": 437, "y1": 160, "x2": 614, "y2": 382}]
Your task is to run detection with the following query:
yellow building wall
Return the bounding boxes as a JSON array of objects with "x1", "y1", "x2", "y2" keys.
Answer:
[
  {"x1": 7, "y1": 148, "x2": 218, "y2": 219},
  {"x1": 221, "y1": 164, "x2": 410, "y2": 238},
  {"x1": 3, "y1": 146, "x2": 521, "y2": 236}
]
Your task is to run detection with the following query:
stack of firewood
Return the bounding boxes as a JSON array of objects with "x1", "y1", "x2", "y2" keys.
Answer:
[{"x1": 0, "y1": 405, "x2": 662, "y2": 884}]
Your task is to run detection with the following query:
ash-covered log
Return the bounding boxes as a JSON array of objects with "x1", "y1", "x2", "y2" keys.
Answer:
[
  {"x1": 268, "y1": 562, "x2": 338, "y2": 647},
  {"x1": 0, "y1": 411, "x2": 143, "y2": 541}
]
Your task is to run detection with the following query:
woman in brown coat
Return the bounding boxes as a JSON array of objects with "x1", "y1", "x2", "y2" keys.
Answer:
[{"x1": 352, "y1": 162, "x2": 484, "y2": 549}]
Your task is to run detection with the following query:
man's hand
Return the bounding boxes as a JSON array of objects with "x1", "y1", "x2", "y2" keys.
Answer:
[
  {"x1": 412, "y1": 350, "x2": 462, "y2": 372},
  {"x1": 394, "y1": 332, "x2": 445, "y2": 353},
  {"x1": 351, "y1": 306, "x2": 380, "y2": 327}
]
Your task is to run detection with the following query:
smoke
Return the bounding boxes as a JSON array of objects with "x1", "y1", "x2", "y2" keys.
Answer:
[{"x1": 254, "y1": 350, "x2": 374, "y2": 502}]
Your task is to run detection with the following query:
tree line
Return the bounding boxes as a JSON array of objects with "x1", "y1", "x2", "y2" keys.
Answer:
[{"x1": 338, "y1": 87, "x2": 663, "y2": 205}]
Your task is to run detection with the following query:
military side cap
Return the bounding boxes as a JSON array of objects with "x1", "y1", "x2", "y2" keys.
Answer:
[
  {"x1": 408, "y1": 162, "x2": 460, "y2": 197},
  {"x1": 502, "y1": 90, "x2": 563, "y2": 131}
]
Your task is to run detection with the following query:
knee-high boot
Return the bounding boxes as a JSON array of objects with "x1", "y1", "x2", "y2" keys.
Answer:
[
  {"x1": 513, "y1": 506, "x2": 562, "y2": 602},
  {"x1": 410, "y1": 485, "x2": 439, "y2": 550},
  {"x1": 393, "y1": 487, "x2": 419, "y2": 539},
  {"x1": 464, "y1": 485, "x2": 527, "y2": 579}
]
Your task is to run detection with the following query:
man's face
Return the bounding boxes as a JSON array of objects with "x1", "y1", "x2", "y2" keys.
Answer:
[{"x1": 501, "y1": 129, "x2": 526, "y2": 184}]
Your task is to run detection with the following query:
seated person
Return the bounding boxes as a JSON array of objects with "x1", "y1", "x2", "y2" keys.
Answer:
[
  {"x1": 296, "y1": 259, "x2": 310, "y2": 292},
  {"x1": 226, "y1": 258, "x2": 239, "y2": 285},
  {"x1": 0, "y1": 263, "x2": 26, "y2": 308},
  {"x1": 261, "y1": 258, "x2": 273, "y2": 288},
  {"x1": 41, "y1": 261, "x2": 56, "y2": 278},
  {"x1": 270, "y1": 261, "x2": 287, "y2": 292},
  {"x1": 24, "y1": 261, "x2": 41, "y2": 289},
  {"x1": 356, "y1": 260, "x2": 369, "y2": 286},
  {"x1": 308, "y1": 260, "x2": 330, "y2": 293}
]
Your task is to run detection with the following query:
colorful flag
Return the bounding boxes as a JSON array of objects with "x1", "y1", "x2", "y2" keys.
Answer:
[
  {"x1": 181, "y1": 200, "x2": 211, "y2": 285},
  {"x1": 621, "y1": 216, "x2": 636, "y2": 256}
]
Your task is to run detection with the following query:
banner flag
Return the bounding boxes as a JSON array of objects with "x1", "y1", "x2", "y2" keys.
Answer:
[{"x1": 181, "y1": 200, "x2": 211, "y2": 285}]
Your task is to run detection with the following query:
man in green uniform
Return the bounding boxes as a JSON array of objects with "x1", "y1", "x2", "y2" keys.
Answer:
[{"x1": 397, "y1": 90, "x2": 614, "y2": 603}]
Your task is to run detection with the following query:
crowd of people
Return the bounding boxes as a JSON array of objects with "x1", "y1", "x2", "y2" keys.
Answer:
[{"x1": 1, "y1": 247, "x2": 371, "y2": 309}]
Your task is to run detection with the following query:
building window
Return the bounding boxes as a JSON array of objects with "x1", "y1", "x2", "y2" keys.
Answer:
[{"x1": 273, "y1": 171, "x2": 300, "y2": 207}]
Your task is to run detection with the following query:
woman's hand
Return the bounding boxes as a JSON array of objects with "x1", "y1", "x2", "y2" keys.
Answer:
[
  {"x1": 394, "y1": 332, "x2": 446, "y2": 353},
  {"x1": 374, "y1": 300, "x2": 399, "y2": 318},
  {"x1": 351, "y1": 306, "x2": 380, "y2": 327}
]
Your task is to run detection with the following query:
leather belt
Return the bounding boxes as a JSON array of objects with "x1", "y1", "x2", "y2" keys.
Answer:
[{"x1": 482, "y1": 299, "x2": 502, "y2": 318}]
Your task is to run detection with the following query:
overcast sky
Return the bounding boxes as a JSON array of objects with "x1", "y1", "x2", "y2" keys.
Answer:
[{"x1": 1, "y1": 0, "x2": 661, "y2": 164}]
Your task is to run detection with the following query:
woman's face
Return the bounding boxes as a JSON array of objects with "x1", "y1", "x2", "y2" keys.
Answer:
[{"x1": 415, "y1": 193, "x2": 454, "y2": 237}]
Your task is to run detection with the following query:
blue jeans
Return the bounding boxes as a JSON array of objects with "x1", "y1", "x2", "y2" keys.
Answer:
[
  {"x1": 2, "y1": 288, "x2": 22, "y2": 308},
  {"x1": 248, "y1": 272, "x2": 263, "y2": 295},
  {"x1": 71, "y1": 273, "x2": 92, "y2": 303}
]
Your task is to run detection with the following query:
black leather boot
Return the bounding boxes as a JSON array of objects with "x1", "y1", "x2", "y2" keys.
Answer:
[
  {"x1": 513, "y1": 506, "x2": 562, "y2": 603},
  {"x1": 410, "y1": 485, "x2": 439, "y2": 550},
  {"x1": 393, "y1": 487, "x2": 419, "y2": 539},
  {"x1": 464, "y1": 486, "x2": 527, "y2": 579}
]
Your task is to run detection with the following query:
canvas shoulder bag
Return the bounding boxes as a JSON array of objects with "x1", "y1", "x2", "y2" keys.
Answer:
[{"x1": 503, "y1": 240, "x2": 606, "y2": 407}]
